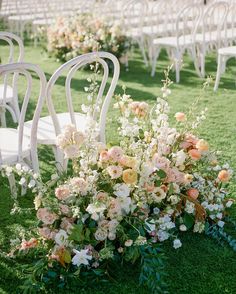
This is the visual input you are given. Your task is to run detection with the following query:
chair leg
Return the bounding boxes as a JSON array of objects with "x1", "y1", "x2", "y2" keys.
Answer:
[
  {"x1": 52, "y1": 145, "x2": 68, "y2": 174},
  {"x1": 200, "y1": 52, "x2": 206, "y2": 78},
  {"x1": 151, "y1": 48, "x2": 160, "y2": 77},
  {"x1": 214, "y1": 53, "x2": 223, "y2": 92},
  {"x1": 8, "y1": 174, "x2": 17, "y2": 198},
  {"x1": 137, "y1": 38, "x2": 148, "y2": 67},
  {"x1": 174, "y1": 50, "x2": 181, "y2": 83},
  {"x1": 0, "y1": 108, "x2": 6, "y2": 127}
]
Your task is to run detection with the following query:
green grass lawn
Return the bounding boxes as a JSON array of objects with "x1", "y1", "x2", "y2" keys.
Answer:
[{"x1": 0, "y1": 41, "x2": 236, "y2": 294}]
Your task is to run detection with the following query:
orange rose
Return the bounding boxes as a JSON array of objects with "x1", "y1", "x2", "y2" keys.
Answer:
[
  {"x1": 218, "y1": 170, "x2": 231, "y2": 182},
  {"x1": 175, "y1": 112, "x2": 186, "y2": 122},
  {"x1": 196, "y1": 139, "x2": 209, "y2": 151},
  {"x1": 187, "y1": 188, "x2": 199, "y2": 200},
  {"x1": 188, "y1": 149, "x2": 201, "y2": 161}
]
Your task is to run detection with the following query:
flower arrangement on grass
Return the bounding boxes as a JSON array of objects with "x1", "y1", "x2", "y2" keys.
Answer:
[
  {"x1": 47, "y1": 14, "x2": 130, "y2": 62},
  {"x1": 1, "y1": 69, "x2": 235, "y2": 293}
]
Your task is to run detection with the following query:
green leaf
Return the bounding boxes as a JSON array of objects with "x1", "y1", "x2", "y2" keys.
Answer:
[
  {"x1": 183, "y1": 213, "x2": 195, "y2": 229},
  {"x1": 69, "y1": 223, "x2": 84, "y2": 242},
  {"x1": 156, "y1": 169, "x2": 167, "y2": 179}
]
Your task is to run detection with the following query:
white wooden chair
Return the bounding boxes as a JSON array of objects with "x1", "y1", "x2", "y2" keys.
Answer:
[
  {"x1": 23, "y1": 51, "x2": 120, "y2": 171},
  {"x1": 151, "y1": 3, "x2": 202, "y2": 83},
  {"x1": 122, "y1": 0, "x2": 149, "y2": 67},
  {"x1": 0, "y1": 62, "x2": 46, "y2": 194},
  {"x1": 0, "y1": 32, "x2": 24, "y2": 127},
  {"x1": 195, "y1": 1, "x2": 229, "y2": 77}
]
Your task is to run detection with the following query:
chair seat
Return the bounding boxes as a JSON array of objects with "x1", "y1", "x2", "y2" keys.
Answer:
[
  {"x1": 0, "y1": 84, "x2": 13, "y2": 102},
  {"x1": 153, "y1": 35, "x2": 194, "y2": 48},
  {"x1": 24, "y1": 112, "x2": 89, "y2": 145},
  {"x1": 0, "y1": 128, "x2": 30, "y2": 164},
  {"x1": 218, "y1": 46, "x2": 236, "y2": 56}
]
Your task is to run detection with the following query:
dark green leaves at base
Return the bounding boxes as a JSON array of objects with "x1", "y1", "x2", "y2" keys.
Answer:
[{"x1": 139, "y1": 244, "x2": 168, "y2": 294}]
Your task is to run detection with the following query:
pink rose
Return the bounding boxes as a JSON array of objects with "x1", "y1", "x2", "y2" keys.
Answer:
[
  {"x1": 55, "y1": 186, "x2": 70, "y2": 201},
  {"x1": 108, "y1": 146, "x2": 124, "y2": 162},
  {"x1": 37, "y1": 208, "x2": 58, "y2": 225}
]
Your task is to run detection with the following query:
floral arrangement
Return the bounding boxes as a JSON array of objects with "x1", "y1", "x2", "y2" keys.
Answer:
[
  {"x1": 1, "y1": 70, "x2": 235, "y2": 293},
  {"x1": 47, "y1": 14, "x2": 130, "y2": 62}
]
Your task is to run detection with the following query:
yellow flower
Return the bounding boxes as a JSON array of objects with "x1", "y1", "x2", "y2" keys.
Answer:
[
  {"x1": 120, "y1": 156, "x2": 137, "y2": 169},
  {"x1": 122, "y1": 169, "x2": 138, "y2": 185}
]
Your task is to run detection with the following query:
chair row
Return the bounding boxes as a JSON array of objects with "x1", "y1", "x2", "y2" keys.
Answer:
[{"x1": 0, "y1": 32, "x2": 120, "y2": 195}]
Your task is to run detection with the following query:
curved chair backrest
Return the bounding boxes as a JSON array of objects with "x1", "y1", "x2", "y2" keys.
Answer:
[
  {"x1": 176, "y1": 3, "x2": 202, "y2": 49},
  {"x1": 122, "y1": 0, "x2": 149, "y2": 32},
  {"x1": 46, "y1": 51, "x2": 120, "y2": 144},
  {"x1": 0, "y1": 31, "x2": 24, "y2": 63},
  {"x1": 0, "y1": 62, "x2": 47, "y2": 172},
  {"x1": 202, "y1": 1, "x2": 229, "y2": 48}
]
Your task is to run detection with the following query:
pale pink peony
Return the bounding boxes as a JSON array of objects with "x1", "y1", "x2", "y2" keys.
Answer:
[
  {"x1": 38, "y1": 227, "x2": 53, "y2": 240},
  {"x1": 107, "y1": 165, "x2": 123, "y2": 179},
  {"x1": 108, "y1": 146, "x2": 124, "y2": 162},
  {"x1": 55, "y1": 186, "x2": 70, "y2": 201},
  {"x1": 59, "y1": 204, "x2": 71, "y2": 215},
  {"x1": 36, "y1": 208, "x2": 58, "y2": 225},
  {"x1": 152, "y1": 154, "x2": 170, "y2": 170},
  {"x1": 70, "y1": 177, "x2": 87, "y2": 194},
  {"x1": 64, "y1": 144, "x2": 80, "y2": 159}
]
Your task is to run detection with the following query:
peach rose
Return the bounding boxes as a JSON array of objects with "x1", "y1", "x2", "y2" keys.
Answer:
[
  {"x1": 99, "y1": 150, "x2": 110, "y2": 162},
  {"x1": 55, "y1": 186, "x2": 70, "y2": 201},
  {"x1": 187, "y1": 188, "x2": 199, "y2": 200},
  {"x1": 119, "y1": 155, "x2": 137, "y2": 169},
  {"x1": 180, "y1": 134, "x2": 198, "y2": 150},
  {"x1": 196, "y1": 139, "x2": 209, "y2": 151},
  {"x1": 218, "y1": 170, "x2": 231, "y2": 182},
  {"x1": 175, "y1": 112, "x2": 186, "y2": 122},
  {"x1": 188, "y1": 149, "x2": 201, "y2": 161},
  {"x1": 122, "y1": 169, "x2": 138, "y2": 185},
  {"x1": 37, "y1": 208, "x2": 58, "y2": 225}
]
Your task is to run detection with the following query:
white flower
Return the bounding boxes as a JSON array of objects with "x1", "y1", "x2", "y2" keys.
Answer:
[
  {"x1": 185, "y1": 200, "x2": 195, "y2": 214},
  {"x1": 15, "y1": 163, "x2": 21, "y2": 171},
  {"x1": 55, "y1": 230, "x2": 68, "y2": 246},
  {"x1": 72, "y1": 249, "x2": 92, "y2": 267},
  {"x1": 226, "y1": 200, "x2": 233, "y2": 208},
  {"x1": 86, "y1": 203, "x2": 106, "y2": 215},
  {"x1": 5, "y1": 166, "x2": 13, "y2": 176},
  {"x1": 153, "y1": 207, "x2": 160, "y2": 215},
  {"x1": 94, "y1": 229, "x2": 107, "y2": 241},
  {"x1": 28, "y1": 179, "x2": 36, "y2": 188},
  {"x1": 124, "y1": 239, "x2": 133, "y2": 247},
  {"x1": 19, "y1": 177, "x2": 26, "y2": 186},
  {"x1": 173, "y1": 239, "x2": 182, "y2": 249},
  {"x1": 175, "y1": 150, "x2": 186, "y2": 167},
  {"x1": 157, "y1": 230, "x2": 169, "y2": 242},
  {"x1": 179, "y1": 224, "x2": 187, "y2": 231},
  {"x1": 113, "y1": 183, "x2": 130, "y2": 197},
  {"x1": 218, "y1": 220, "x2": 225, "y2": 228},
  {"x1": 145, "y1": 219, "x2": 156, "y2": 233}
]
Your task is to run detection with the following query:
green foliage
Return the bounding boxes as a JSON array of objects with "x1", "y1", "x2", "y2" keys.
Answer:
[
  {"x1": 205, "y1": 222, "x2": 236, "y2": 251},
  {"x1": 139, "y1": 244, "x2": 168, "y2": 294}
]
